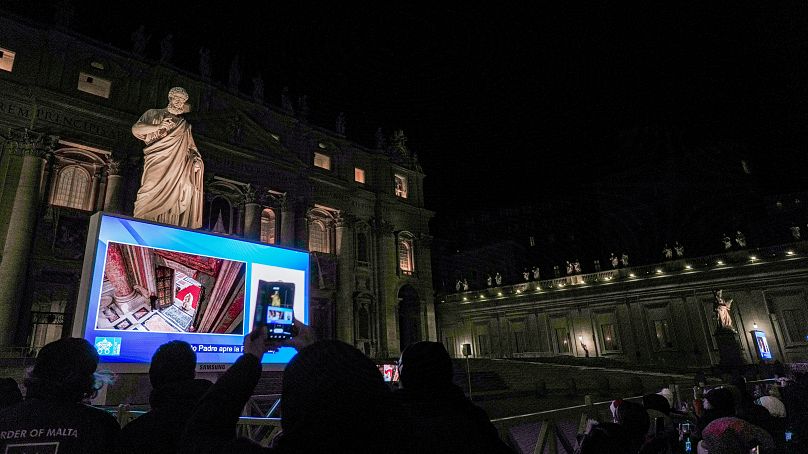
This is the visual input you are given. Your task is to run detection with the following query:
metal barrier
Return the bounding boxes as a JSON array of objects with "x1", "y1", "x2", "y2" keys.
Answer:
[
  {"x1": 491, "y1": 394, "x2": 644, "y2": 454},
  {"x1": 111, "y1": 394, "x2": 285, "y2": 448},
  {"x1": 490, "y1": 378, "x2": 781, "y2": 453}
]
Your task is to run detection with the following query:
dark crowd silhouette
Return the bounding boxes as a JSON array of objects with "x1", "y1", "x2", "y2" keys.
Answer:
[{"x1": 0, "y1": 326, "x2": 805, "y2": 453}]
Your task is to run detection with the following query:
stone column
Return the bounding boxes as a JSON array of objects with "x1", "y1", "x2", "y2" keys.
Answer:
[
  {"x1": 93, "y1": 169, "x2": 107, "y2": 212},
  {"x1": 0, "y1": 135, "x2": 56, "y2": 345},
  {"x1": 373, "y1": 218, "x2": 398, "y2": 357},
  {"x1": 241, "y1": 186, "x2": 261, "y2": 241},
  {"x1": 243, "y1": 202, "x2": 261, "y2": 240},
  {"x1": 103, "y1": 159, "x2": 123, "y2": 213},
  {"x1": 104, "y1": 243, "x2": 137, "y2": 304},
  {"x1": 335, "y1": 213, "x2": 355, "y2": 344},
  {"x1": 417, "y1": 234, "x2": 438, "y2": 341}
]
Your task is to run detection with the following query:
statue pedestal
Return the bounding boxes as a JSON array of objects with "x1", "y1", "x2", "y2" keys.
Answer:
[{"x1": 715, "y1": 330, "x2": 746, "y2": 371}]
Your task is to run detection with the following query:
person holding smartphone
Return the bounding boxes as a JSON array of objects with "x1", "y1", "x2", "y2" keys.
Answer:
[{"x1": 179, "y1": 321, "x2": 414, "y2": 453}]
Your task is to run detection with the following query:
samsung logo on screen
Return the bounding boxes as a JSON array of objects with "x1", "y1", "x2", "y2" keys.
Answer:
[{"x1": 196, "y1": 364, "x2": 229, "y2": 372}]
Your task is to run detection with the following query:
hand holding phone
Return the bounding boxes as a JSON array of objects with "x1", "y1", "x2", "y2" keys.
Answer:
[{"x1": 253, "y1": 281, "x2": 295, "y2": 339}]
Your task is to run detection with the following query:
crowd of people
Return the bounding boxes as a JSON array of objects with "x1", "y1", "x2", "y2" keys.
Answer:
[
  {"x1": 0, "y1": 323, "x2": 510, "y2": 453},
  {"x1": 577, "y1": 375, "x2": 806, "y2": 454},
  {"x1": 0, "y1": 326, "x2": 804, "y2": 453}
]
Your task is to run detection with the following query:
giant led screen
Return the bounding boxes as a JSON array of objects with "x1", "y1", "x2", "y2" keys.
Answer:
[{"x1": 75, "y1": 213, "x2": 309, "y2": 365}]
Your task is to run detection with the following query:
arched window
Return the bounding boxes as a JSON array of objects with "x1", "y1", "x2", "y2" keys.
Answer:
[
  {"x1": 209, "y1": 196, "x2": 231, "y2": 234},
  {"x1": 52, "y1": 166, "x2": 90, "y2": 209},
  {"x1": 398, "y1": 233, "x2": 415, "y2": 274},
  {"x1": 260, "y1": 208, "x2": 276, "y2": 244},
  {"x1": 356, "y1": 231, "x2": 369, "y2": 263},
  {"x1": 309, "y1": 220, "x2": 329, "y2": 253}
]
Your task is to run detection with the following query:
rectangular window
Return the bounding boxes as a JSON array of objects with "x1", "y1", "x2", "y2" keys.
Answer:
[
  {"x1": 601, "y1": 324, "x2": 620, "y2": 351},
  {"x1": 512, "y1": 330, "x2": 527, "y2": 353},
  {"x1": 354, "y1": 167, "x2": 366, "y2": 184},
  {"x1": 77, "y1": 72, "x2": 111, "y2": 98},
  {"x1": 555, "y1": 327, "x2": 570, "y2": 353},
  {"x1": 0, "y1": 48, "x2": 16, "y2": 72},
  {"x1": 444, "y1": 336, "x2": 456, "y2": 357},
  {"x1": 653, "y1": 320, "x2": 673, "y2": 350},
  {"x1": 783, "y1": 309, "x2": 808, "y2": 344},
  {"x1": 313, "y1": 152, "x2": 331, "y2": 170},
  {"x1": 477, "y1": 334, "x2": 490, "y2": 356},
  {"x1": 394, "y1": 173, "x2": 408, "y2": 198}
]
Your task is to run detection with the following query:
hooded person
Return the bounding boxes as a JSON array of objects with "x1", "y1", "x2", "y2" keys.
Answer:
[
  {"x1": 119, "y1": 340, "x2": 212, "y2": 453},
  {"x1": 0, "y1": 337, "x2": 120, "y2": 453},
  {"x1": 614, "y1": 400, "x2": 650, "y2": 453},
  {"x1": 394, "y1": 341, "x2": 512, "y2": 453}
]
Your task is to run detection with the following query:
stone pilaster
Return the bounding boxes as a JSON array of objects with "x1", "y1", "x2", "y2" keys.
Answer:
[
  {"x1": 0, "y1": 133, "x2": 57, "y2": 345},
  {"x1": 279, "y1": 195, "x2": 296, "y2": 247},
  {"x1": 335, "y1": 213, "x2": 355, "y2": 344}
]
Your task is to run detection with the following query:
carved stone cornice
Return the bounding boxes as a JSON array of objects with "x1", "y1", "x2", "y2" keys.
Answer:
[{"x1": 5, "y1": 129, "x2": 58, "y2": 158}]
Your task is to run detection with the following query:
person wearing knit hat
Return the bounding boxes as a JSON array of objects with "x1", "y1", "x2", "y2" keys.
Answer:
[
  {"x1": 699, "y1": 416, "x2": 774, "y2": 454},
  {"x1": 0, "y1": 337, "x2": 120, "y2": 453},
  {"x1": 119, "y1": 341, "x2": 212, "y2": 454},
  {"x1": 394, "y1": 341, "x2": 512, "y2": 453}
]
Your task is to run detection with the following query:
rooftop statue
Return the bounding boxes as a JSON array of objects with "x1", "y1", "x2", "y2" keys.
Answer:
[{"x1": 132, "y1": 87, "x2": 204, "y2": 229}]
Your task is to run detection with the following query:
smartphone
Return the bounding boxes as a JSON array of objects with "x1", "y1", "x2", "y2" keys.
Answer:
[
  {"x1": 253, "y1": 281, "x2": 295, "y2": 339},
  {"x1": 785, "y1": 431, "x2": 793, "y2": 442}
]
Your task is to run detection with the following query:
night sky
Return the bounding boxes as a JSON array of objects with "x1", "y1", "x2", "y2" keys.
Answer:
[{"x1": 5, "y1": 2, "x2": 808, "y2": 214}]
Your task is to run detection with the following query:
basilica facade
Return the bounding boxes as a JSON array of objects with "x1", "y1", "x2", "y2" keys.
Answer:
[
  {"x1": 0, "y1": 15, "x2": 436, "y2": 358},
  {"x1": 437, "y1": 243, "x2": 808, "y2": 368}
]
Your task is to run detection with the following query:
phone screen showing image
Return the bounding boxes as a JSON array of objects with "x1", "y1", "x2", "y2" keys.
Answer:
[{"x1": 254, "y1": 281, "x2": 295, "y2": 339}]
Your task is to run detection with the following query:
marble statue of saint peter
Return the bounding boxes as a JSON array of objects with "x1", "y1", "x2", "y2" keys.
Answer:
[{"x1": 132, "y1": 87, "x2": 204, "y2": 228}]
